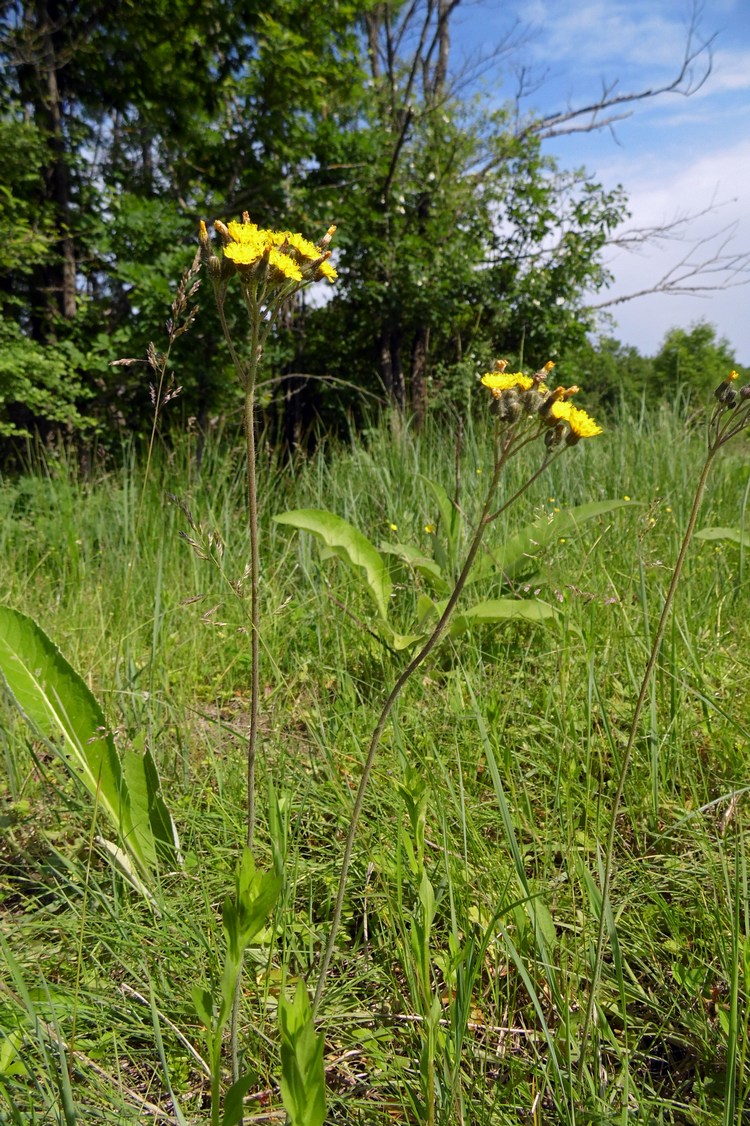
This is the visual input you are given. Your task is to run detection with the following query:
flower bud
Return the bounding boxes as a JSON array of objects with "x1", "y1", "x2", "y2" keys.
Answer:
[
  {"x1": 714, "y1": 369, "x2": 739, "y2": 402},
  {"x1": 545, "y1": 424, "x2": 565, "y2": 448}
]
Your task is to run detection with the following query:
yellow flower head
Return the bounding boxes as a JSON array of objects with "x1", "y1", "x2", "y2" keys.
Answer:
[
  {"x1": 268, "y1": 247, "x2": 303, "y2": 282},
  {"x1": 481, "y1": 371, "x2": 533, "y2": 396},
  {"x1": 223, "y1": 238, "x2": 269, "y2": 268},
  {"x1": 567, "y1": 405, "x2": 603, "y2": 440},
  {"x1": 548, "y1": 400, "x2": 572, "y2": 423},
  {"x1": 316, "y1": 259, "x2": 338, "y2": 283},
  {"x1": 216, "y1": 216, "x2": 337, "y2": 287},
  {"x1": 728, "y1": 370, "x2": 739, "y2": 382},
  {"x1": 283, "y1": 231, "x2": 321, "y2": 260}
]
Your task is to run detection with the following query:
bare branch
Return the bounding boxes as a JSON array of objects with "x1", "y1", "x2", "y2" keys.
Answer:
[
  {"x1": 590, "y1": 224, "x2": 750, "y2": 310},
  {"x1": 516, "y1": 3, "x2": 715, "y2": 141}
]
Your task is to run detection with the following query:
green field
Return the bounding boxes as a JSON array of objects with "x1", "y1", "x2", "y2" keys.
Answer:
[{"x1": 1, "y1": 401, "x2": 749, "y2": 1123}]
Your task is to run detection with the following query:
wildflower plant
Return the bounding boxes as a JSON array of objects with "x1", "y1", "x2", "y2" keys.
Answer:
[
  {"x1": 194, "y1": 213, "x2": 336, "y2": 1110},
  {"x1": 578, "y1": 367, "x2": 750, "y2": 1072},
  {"x1": 198, "y1": 213, "x2": 337, "y2": 850},
  {"x1": 310, "y1": 359, "x2": 603, "y2": 1016}
]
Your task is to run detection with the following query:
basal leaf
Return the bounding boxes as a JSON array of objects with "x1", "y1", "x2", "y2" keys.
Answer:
[
  {"x1": 0, "y1": 606, "x2": 177, "y2": 884},
  {"x1": 448, "y1": 598, "x2": 558, "y2": 637},
  {"x1": 273, "y1": 509, "x2": 392, "y2": 619},
  {"x1": 470, "y1": 499, "x2": 633, "y2": 586},
  {"x1": 695, "y1": 526, "x2": 748, "y2": 545},
  {"x1": 379, "y1": 542, "x2": 449, "y2": 595}
]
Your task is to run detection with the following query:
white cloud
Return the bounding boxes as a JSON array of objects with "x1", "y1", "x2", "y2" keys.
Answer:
[
  {"x1": 521, "y1": 0, "x2": 705, "y2": 73},
  {"x1": 593, "y1": 137, "x2": 750, "y2": 359}
]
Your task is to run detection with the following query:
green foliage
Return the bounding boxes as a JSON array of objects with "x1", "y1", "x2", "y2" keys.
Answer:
[
  {"x1": 0, "y1": 606, "x2": 178, "y2": 891},
  {"x1": 2, "y1": 409, "x2": 750, "y2": 1120},
  {"x1": 0, "y1": 320, "x2": 95, "y2": 440},
  {"x1": 559, "y1": 334, "x2": 657, "y2": 412},
  {"x1": 278, "y1": 983, "x2": 326, "y2": 1126},
  {"x1": 273, "y1": 495, "x2": 630, "y2": 651},
  {"x1": 468, "y1": 498, "x2": 634, "y2": 585},
  {"x1": 274, "y1": 507, "x2": 393, "y2": 619},
  {"x1": 653, "y1": 320, "x2": 740, "y2": 402},
  {"x1": 193, "y1": 849, "x2": 282, "y2": 1126}
]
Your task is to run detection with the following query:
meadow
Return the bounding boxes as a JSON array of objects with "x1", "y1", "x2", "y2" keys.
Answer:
[{"x1": 1, "y1": 398, "x2": 749, "y2": 1124}]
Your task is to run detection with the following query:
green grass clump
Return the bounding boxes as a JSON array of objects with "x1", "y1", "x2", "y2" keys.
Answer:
[{"x1": 1, "y1": 402, "x2": 749, "y2": 1123}]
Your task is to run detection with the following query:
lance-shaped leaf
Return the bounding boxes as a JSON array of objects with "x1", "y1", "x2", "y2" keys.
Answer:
[
  {"x1": 273, "y1": 509, "x2": 392, "y2": 619},
  {"x1": 0, "y1": 606, "x2": 178, "y2": 883},
  {"x1": 695, "y1": 526, "x2": 749, "y2": 546},
  {"x1": 470, "y1": 499, "x2": 633, "y2": 586}
]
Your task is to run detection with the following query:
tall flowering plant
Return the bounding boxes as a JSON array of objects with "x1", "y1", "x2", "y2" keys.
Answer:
[
  {"x1": 311, "y1": 358, "x2": 603, "y2": 1020},
  {"x1": 198, "y1": 213, "x2": 337, "y2": 850}
]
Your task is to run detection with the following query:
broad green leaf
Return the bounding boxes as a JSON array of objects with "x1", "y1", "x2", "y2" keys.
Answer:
[
  {"x1": 447, "y1": 598, "x2": 558, "y2": 637},
  {"x1": 0, "y1": 606, "x2": 177, "y2": 883},
  {"x1": 469, "y1": 499, "x2": 633, "y2": 586},
  {"x1": 191, "y1": 987, "x2": 214, "y2": 1030},
  {"x1": 415, "y1": 595, "x2": 556, "y2": 636},
  {"x1": 273, "y1": 509, "x2": 392, "y2": 619},
  {"x1": 695, "y1": 526, "x2": 748, "y2": 546},
  {"x1": 279, "y1": 982, "x2": 326, "y2": 1126},
  {"x1": 122, "y1": 747, "x2": 180, "y2": 869},
  {"x1": 379, "y1": 542, "x2": 449, "y2": 594},
  {"x1": 221, "y1": 1071, "x2": 257, "y2": 1126},
  {"x1": 415, "y1": 593, "x2": 441, "y2": 631},
  {"x1": 0, "y1": 1029, "x2": 26, "y2": 1078}
]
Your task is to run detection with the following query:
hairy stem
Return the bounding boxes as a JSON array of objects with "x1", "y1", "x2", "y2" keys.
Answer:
[
  {"x1": 578, "y1": 443, "x2": 718, "y2": 1073},
  {"x1": 313, "y1": 422, "x2": 549, "y2": 1014}
]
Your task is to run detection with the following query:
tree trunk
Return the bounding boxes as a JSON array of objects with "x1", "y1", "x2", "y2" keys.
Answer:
[
  {"x1": 410, "y1": 324, "x2": 430, "y2": 428},
  {"x1": 17, "y1": 1, "x2": 77, "y2": 337},
  {"x1": 378, "y1": 326, "x2": 407, "y2": 412},
  {"x1": 40, "y1": 3, "x2": 76, "y2": 321}
]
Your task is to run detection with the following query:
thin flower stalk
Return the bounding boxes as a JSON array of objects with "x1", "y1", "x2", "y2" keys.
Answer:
[
  {"x1": 578, "y1": 369, "x2": 750, "y2": 1074},
  {"x1": 200, "y1": 214, "x2": 337, "y2": 851},
  {"x1": 199, "y1": 213, "x2": 337, "y2": 1087},
  {"x1": 313, "y1": 363, "x2": 603, "y2": 1013}
]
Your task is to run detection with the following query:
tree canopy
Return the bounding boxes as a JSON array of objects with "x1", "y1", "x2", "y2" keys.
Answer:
[{"x1": 0, "y1": 0, "x2": 743, "y2": 454}]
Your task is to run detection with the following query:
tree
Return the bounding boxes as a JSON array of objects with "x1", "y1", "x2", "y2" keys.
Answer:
[
  {"x1": 0, "y1": 0, "x2": 369, "y2": 445},
  {"x1": 652, "y1": 321, "x2": 740, "y2": 403},
  {"x1": 298, "y1": 0, "x2": 749, "y2": 427},
  {"x1": 2, "y1": 0, "x2": 747, "y2": 451}
]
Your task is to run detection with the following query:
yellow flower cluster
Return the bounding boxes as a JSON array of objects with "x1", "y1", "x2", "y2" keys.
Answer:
[
  {"x1": 200, "y1": 213, "x2": 337, "y2": 289},
  {"x1": 480, "y1": 362, "x2": 602, "y2": 444}
]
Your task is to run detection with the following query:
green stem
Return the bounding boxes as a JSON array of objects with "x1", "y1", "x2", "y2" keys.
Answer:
[
  {"x1": 244, "y1": 371, "x2": 260, "y2": 852},
  {"x1": 577, "y1": 442, "x2": 718, "y2": 1074},
  {"x1": 313, "y1": 423, "x2": 546, "y2": 1014},
  {"x1": 214, "y1": 294, "x2": 262, "y2": 1097}
]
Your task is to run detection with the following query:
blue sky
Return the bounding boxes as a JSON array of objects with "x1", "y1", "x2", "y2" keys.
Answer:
[{"x1": 451, "y1": 0, "x2": 750, "y2": 362}]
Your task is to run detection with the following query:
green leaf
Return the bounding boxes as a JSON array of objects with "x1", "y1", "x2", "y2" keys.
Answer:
[
  {"x1": 695, "y1": 526, "x2": 749, "y2": 546},
  {"x1": 273, "y1": 509, "x2": 392, "y2": 619},
  {"x1": 279, "y1": 982, "x2": 326, "y2": 1126},
  {"x1": 0, "y1": 1029, "x2": 26, "y2": 1078},
  {"x1": 470, "y1": 499, "x2": 633, "y2": 585},
  {"x1": 122, "y1": 747, "x2": 180, "y2": 869},
  {"x1": 191, "y1": 987, "x2": 214, "y2": 1030},
  {"x1": 221, "y1": 1072, "x2": 258, "y2": 1126},
  {"x1": 0, "y1": 606, "x2": 176, "y2": 882},
  {"x1": 447, "y1": 598, "x2": 558, "y2": 637},
  {"x1": 374, "y1": 618, "x2": 427, "y2": 653},
  {"x1": 379, "y1": 542, "x2": 449, "y2": 594}
]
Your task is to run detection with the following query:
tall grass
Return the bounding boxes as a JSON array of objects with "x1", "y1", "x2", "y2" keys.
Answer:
[{"x1": 1, "y1": 402, "x2": 748, "y2": 1122}]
